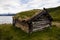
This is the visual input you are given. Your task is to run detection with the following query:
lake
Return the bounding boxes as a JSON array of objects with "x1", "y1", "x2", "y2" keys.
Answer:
[{"x1": 0, "y1": 16, "x2": 13, "y2": 24}]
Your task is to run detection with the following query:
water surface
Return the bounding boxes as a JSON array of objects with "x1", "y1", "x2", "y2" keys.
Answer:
[{"x1": 0, "y1": 16, "x2": 12, "y2": 24}]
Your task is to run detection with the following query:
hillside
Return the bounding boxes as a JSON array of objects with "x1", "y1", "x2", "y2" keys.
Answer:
[{"x1": 48, "y1": 6, "x2": 60, "y2": 21}]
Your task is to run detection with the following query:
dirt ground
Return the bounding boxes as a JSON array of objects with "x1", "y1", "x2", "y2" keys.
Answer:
[{"x1": 52, "y1": 22, "x2": 60, "y2": 27}]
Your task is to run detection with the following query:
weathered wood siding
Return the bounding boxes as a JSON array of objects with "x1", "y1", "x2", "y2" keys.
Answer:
[{"x1": 32, "y1": 20, "x2": 50, "y2": 31}]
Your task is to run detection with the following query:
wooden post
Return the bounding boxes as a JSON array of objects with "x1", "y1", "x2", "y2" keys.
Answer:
[
  {"x1": 27, "y1": 21, "x2": 33, "y2": 34},
  {"x1": 13, "y1": 17, "x2": 16, "y2": 26}
]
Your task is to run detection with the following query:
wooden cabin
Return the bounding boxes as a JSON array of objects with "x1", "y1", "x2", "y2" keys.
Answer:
[{"x1": 13, "y1": 8, "x2": 53, "y2": 33}]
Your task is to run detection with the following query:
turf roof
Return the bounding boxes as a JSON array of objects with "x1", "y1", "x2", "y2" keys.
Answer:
[{"x1": 14, "y1": 9, "x2": 42, "y2": 20}]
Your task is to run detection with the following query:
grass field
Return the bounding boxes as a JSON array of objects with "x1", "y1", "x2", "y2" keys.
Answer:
[{"x1": 0, "y1": 24, "x2": 60, "y2": 40}]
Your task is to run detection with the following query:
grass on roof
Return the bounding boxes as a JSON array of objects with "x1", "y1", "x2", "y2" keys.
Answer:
[{"x1": 14, "y1": 9, "x2": 42, "y2": 19}]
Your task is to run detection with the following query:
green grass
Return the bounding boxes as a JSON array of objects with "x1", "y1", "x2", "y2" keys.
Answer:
[{"x1": 0, "y1": 24, "x2": 60, "y2": 40}]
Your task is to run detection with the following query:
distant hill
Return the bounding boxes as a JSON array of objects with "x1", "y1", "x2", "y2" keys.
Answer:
[
  {"x1": 48, "y1": 6, "x2": 60, "y2": 12},
  {"x1": 48, "y1": 6, "x2": 60, "y2": 21},
  {"x1": 0, "y1": 14, "x2": 16, "y2": 16}
]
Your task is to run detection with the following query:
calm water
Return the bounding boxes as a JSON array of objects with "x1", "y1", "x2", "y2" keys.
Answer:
[{"x1": 0, "y1": 16, "x2": 13, "y2": 24}]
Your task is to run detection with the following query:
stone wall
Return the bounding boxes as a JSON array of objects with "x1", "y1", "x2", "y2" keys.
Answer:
[{"x1": 15, "y1": 22, "x2": 29, "y2": 33}]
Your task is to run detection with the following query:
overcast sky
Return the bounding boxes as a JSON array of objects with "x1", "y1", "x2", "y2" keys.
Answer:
[{"x1": 0, "y1": 0, "x2": 60, "y2": 14}]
